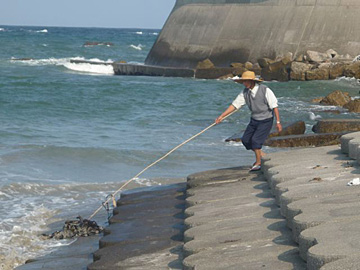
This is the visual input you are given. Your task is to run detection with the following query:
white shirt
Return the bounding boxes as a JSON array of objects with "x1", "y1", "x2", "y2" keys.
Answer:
[{"x1": 231, "y1": 84, "x2": 278, "y2": 110}]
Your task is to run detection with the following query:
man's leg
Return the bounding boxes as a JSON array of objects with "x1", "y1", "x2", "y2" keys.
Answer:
[{"x1": 251, "y1": 118, "x2": 274, "y2": 166}]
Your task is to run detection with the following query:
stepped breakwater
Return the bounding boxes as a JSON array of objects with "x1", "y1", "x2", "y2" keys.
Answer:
[{"x1": 146, "y1": 0, "x2": 360, "y2": 68}]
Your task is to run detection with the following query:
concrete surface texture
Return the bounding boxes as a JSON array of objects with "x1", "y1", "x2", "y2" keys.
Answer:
[
  {"x1": 261, "y1": 131, "x2": 360, "y2": 269},
  {"x1": 146, "y1": 0, "x2": 360, "y2": 68}
]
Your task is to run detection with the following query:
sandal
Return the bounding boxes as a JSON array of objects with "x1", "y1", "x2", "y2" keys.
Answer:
[{"x1": 250, "y1": 164, "x2": 261, "y2": 172}]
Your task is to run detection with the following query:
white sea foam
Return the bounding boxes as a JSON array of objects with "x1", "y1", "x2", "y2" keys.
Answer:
[
  {"x1": 10, "y1": 57, "x2": 115, "y2": 75},
  {"x1": 136, "y1": 31, "x2": 143, "y2": 35},
  {"x1": 36, "y1": 29, "x2": 48, "y2": 33},
  {"x1": 130, "y1": 44, "x2": 143, "y2": 51},
  {"x1": 63, "y1": 62, "x2": 114, "y2": 75},
  {"x1": 0, "y1": 28, "x2": 5, "y2": 32},
  {"x1": 152, "y1": 32, "x2": 159, "y2": 36}
]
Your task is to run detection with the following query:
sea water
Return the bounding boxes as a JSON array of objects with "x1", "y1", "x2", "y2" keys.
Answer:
[{"x1": 0, "y1": 25, "x2": 359, "y2": 269}]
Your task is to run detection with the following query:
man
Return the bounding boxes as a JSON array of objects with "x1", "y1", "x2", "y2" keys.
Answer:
[{"x1": 216, "y1": 71, "x2": 282, "y2": 171}]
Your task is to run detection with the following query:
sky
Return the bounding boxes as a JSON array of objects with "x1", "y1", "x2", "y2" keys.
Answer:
[{"x1": 0, "y1": 0, "x2": 176, "y2": 29}]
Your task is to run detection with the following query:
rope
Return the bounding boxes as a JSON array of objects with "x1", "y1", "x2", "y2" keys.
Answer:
[{"x1": 88, "y1": 109, "x2": 238, "y2": 220}]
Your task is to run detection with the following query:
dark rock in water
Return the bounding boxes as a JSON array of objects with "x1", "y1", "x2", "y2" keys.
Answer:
[
  {"x1": 225, "y1": 121, "x2": 305, "y2": 142},
  {"x1": 261, "y1": 58, "x2": 290, "y2": 82},
  {"x1": 343, "y1": 99, "x2": 360, "y2": 113},
  {"x1": 329, "y1": 63, "x2": 346, "y2": 79},
  {"x1": 83, "y1": 42, "x2": 114, "y2": 47},
  {"x1": 312, "y1": 119, "x2": 360, "y2": 133},
  {"x1": 42, "y1": 216, "x2": 103, "y2": 240},
  {"x1": 320, "y1": 90, "x2": 351, "y2": 107},
  {"x1": 268, "y1": 121, "x2": 305, "y2": 138},
  {"x1": 264, "y1": 133, "x2": 346, "y2": 148},
  {"x1": 195, "y1": 67, "x2": 236, "y2": 79},
  {"x1": 344, "y1": 62, "x2": 360, "y2": 78}
]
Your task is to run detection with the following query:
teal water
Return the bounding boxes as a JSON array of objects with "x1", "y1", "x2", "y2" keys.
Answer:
[{"x1": 0, "y1": 25, "x2": 360, "y2": 268}]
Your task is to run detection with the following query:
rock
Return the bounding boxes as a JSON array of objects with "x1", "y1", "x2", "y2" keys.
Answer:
[
  {"x1": 257, "y1": 58, "x2": 274, "y2": 68},
  {"x1": 232, "y1": 67, "x2": 248, "y2": 76},
  {"x1": 119, "y1": 60, "x2": 127, "y2": 64},
  {"x1": 244, "y1": 61, "x2": 253, "y2": 70},
  {"x1": 217, "y1": 73, "x2": 235, "y2": 80},
  {"x1": 326, "y1": 49, "x2": 338, "y2": 59},
  {"x1": 290, "y1": 62, "x2": 313, "y2": 81},
  {"x1": 312, "y1": 119, "x2": 360, "y2": 133},
  {"x1": 306, "y1": 68, "x2": 329, "y2": 80},
  {"x1": 225, "y1": 121, "x2": 306, "y2": 142},
  {"x1": 261, "y1": 59, "x2": 290, "y2": 82},
  {"x1": 311, "y1": 97, "x2": 324, "y2": 103},
  {"x1": 344, "y1": 99, "x2": 360, "y2": 113},
  {"x1": 230, "y1": 62, "x2": 244, "y2": 68},
  {"x1": 196, "y1": 58, "x2": 215, "y2": 69},
  {"x1": 329, "y1": 63, "x2": 346, "y2": 79},
  {"x1": 264, "y1": 133, "x2": 345, "y2": 147},
  {"x1": 249, "y1": 63, "x2": 262, "y2": 75},
  {"x1": 320, "y1": 90, "x2": 351, "y2": 107},
  {"x1": 83, "y1": 42, "x2": 114, "y2": 47},
  {"x1": 295, "y1": 54, "x2": 304, "y2": 62},
  {"x1": 279, "y1": 52, "x2": 293, "y2": 65},
  {"x1": 305, "y1": 50, "x2": 330, "y2": 63},
  {"x1": 268, "y1": 121, "x2": 306, "y2": 138},
  {"x1": 195, "y1": 67, "x2": 236, "y2": 79},
  {"x1": 344, "y1": 62, "x2": 360, "y2": 78},
  {"x1": 353, "y1": 55, "x2": 360, "y2": 62}
]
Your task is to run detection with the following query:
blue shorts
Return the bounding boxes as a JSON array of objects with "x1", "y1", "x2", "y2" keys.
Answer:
[{"x1": 241, "y1": 117, "x2": 273, "y2": 150}]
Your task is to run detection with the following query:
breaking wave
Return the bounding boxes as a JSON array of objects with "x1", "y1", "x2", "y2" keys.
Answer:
[
  {"x1": 130, "y1": 44, "x2": 144, "y2": 51},
  {"x1": 10, "y1": 57, "x2": 114, "y2": 75}
]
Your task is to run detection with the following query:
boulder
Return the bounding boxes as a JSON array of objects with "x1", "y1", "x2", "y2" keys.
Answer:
[
  {"x1": 344, "y1": 99, "x2": 360, "y2": 113},
  {"x1": 329, "y1": 63, "x2": 346, "y2": 79},
  {"x1": 320, "y1": 90, "x2": 351, "y2": 107},
  {"x1": 290, "y1": 62, "x2": 313, "y2": 81},
  {"x1": 268, "y1": 121, "x2": 306, "y2": 138},
  {"x1": 261, "y1": 59, "x2": 290, "y2": 82},
  {"x1": 305, "y1": 50, "x2": 330, "y2": 63},
  {"x1": 257, "y1": 58, "x2": 274, "y2": 68},
  {"x1": 249, "y1": 63, "x2": 262, "y2": 75},
  {"x1": 195, "y1": 67, "x2": 235, "y2": 79},
  {"x1": 326, "y1": 49, "x2": 338, "y2": 59},
  {"x1": 295, "y1": 54, "x2": 304, "y2": 62},
  {"x1": 305, "y1": 68, "x2": 329, "y2": 80},
  {"x1": 311, "y1": 97, "x2": 324, "y2": 103},
  {"x1": 225, "y1": 121, "x2": 305, "y2": 142},
  {"x1": 196, "y1": 58, "x2": 215, "y2": 69},
  {"x1": 312, "y1": 119, "x2": 360, "y2": 133},
  {"x1": 344, "y1": 62, "x2": 360, "y2": 78},
  {"x1": 230, "y1": 62, "x2": 244, "y2": 68},
  {"x1": 232, "y1": 67, "x2": 248, "y2": 76},
  {"x1": 264, "y1": 133, "x2": 345, "y2": 147},
  {"x1": 244, "y1": 61, "x2": 253, "y2": 70}
]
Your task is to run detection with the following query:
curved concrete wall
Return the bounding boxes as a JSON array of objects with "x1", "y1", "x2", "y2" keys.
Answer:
[{"x1": 145, "y1": 0, "x2": 360, "y2": 68}]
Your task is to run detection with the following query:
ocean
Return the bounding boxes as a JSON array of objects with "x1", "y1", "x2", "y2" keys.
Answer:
[{"x1": 0, "y1": 25, "x2": 359, "y2": 269}]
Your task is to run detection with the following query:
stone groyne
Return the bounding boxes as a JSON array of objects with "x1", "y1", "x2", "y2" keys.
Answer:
[{"x1": 146, "y1": 0, "x2": 360, "y2": 69}]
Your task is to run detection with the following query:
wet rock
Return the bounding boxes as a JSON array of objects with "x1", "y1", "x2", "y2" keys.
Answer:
[
  {"x1": 257, "y1": 58, "x2": 274, "y2": 68},
  {"x1": 196, "y1": 58, "x2": 215, "y2": 69},
  {"x1": 264, "y1": 133, "x2": 345, "y2": 147},
  {"x1": 195, "y1": 67, "x2": 236, "y2": 79},
  {"x1": 290, "y1": 62, "x2": 313, "y2": 81},
  {"x1": 230, "y1": 62, "x2": 244, "y2": 68},
  {"x1": 249, "y1": 63, "x2": 262, "y2": 75},
  {"x1": 344, "y1": 62, "x2": 360, "y2": 78},
  {"x1": 312, "y1": 119, "x2": 360, "y2": 133},
  {"x1": 268, "y1": 121, "x2": 306, "y2": 138},
  {"x1": 306, "y1": 68, "x2": 329, "y2": 80},
  {"x1": 225, "y1": 121, "x2": 305, "y2": 142},
  {"x1": 42, "y1": 216, "x2": 103, "y2": 240},
  {"x1": 329, "y1": 63, "x2": 346, "y2": 79},
  {"x1": 320, "y1": 90, "x2": 351, "y2": 107},
  {"x1": 311, "y1": 97, "x2": 324, "y2": 103},
  {"x1": 344, "y1": 99, "x2": 360, "y2": 113},
  {"x1": 83, "y1": 42, "x2": 114, "y2": 47},
  {"x1": 261, "y1": 59, "x2": 290, "y2": 82}
]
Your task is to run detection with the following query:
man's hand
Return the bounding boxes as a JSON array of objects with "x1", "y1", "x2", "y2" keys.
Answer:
[
  {"x1": 276, "y1": 123, "x2": 282, "y2": 133},
  {"x1": 215, "y1": 116, "x2": 223, "y2": 124}
]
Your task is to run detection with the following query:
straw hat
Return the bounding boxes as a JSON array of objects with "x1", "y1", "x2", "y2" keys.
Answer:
[{"x1": 232, "y1": 71, "x2": 263, "y2": 83}]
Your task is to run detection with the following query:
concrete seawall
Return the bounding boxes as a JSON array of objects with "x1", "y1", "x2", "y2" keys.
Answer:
[{"x1": 146, "y1": 0, "x2": 360, "y2": 68}]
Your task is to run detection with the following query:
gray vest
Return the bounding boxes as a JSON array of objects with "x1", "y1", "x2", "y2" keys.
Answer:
[{"x1": 243, "y1": 84, "x2": 273, "y2": 121}]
